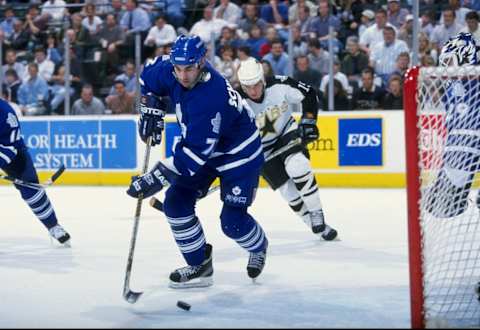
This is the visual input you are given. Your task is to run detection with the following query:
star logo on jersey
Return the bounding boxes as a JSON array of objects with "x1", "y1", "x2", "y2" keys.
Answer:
[
  {"x1": 232, "y1": 186, "x2": 242, "y2": 196},
  {"x1": 260, "y1": 115, "x2": 277, "y2": 138},
  {"x1": 6, "y1": 113, "x2": 18, "y2": 128}
]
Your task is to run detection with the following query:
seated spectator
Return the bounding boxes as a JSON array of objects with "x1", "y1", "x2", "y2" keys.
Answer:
[
  {"x1": 109, "y1": 60, "x2": 137, "y2": 96},
  {"x1": 110, "y1": 0, "x2": 126, "y2": 23},
  {"x1": 294, "y1": 55, "x2": 322, "y2": 94},
  {"x1": 289, "y1": 0, "x2": 317, "y2": 23},
  {"x1": 2, "y1": 69, "x2": 22, "y2": 104},
  {"x1": 391, "y1": 52, "x2": 410, "y2": 81},
  {"x1": 214, "y1": 0, "x2": 242, "y2": 26},
  {"x1": 6, "y1": 19, "x2": 30, "y2": 51},
  {"x1": 359, "y1": 8, "x2": 395, "y2": 55},
  {"x1": 97, "y1": 14, "x2": 126, "y2": 75},
  {"x1": 320, "y1": 59, "x2": 351, "y2": 96},
  {"x1": 260, "y1": 0, "x2": 288, "y2": 27},
  {"x1": 0, "y1": 6, "x2": 19, "y2": 39},
  {"x1": 245, "y1": 25, "x2": 268, "y2": 60},
  {"x1": 357, "y1": 9, "x2": 375, "y2": 38},
  {"x1": 151, "y1": 0, "x2": 185, "y2": 29},
  {"x1": 215, "y1": 25, "x2": 244, "y2": 57},
  {"x1": 24, "y1": 4, "x2": 50, "y2": 45},
  {"x1": 383, "y1": 74, "x2": 403, "y2": 110},
  {"x1": 105, "y1": 80, "x2": 135, "y2": 114},
  {"x1": 3, "y1": 48, "x2": 27, "y2": 84},
  {"x1": 351, "y1": 68, "x2": 385, "y2": 110},
  {"x1": 321, "y1": 79, "x2": 352, "y2": 111},
  {"x1": 291, "y1": 25, "x2": 308, "y2": 58},
  {"x1": 430, "y1": 9, "x2": 462, "y2": 53},
  {"x1": 82, "y1": 3, "x2": 104, "y2": 36},
  {"x1": 304, "y1": 0, "x2": 341, "y2": 48},
  {"x1": 262, "y1": 39, "x2": 290, "y2": 76},
  {"x1": 418, "y1": 31, "x2": 438, "y2": 64},
  {"x1": 72, "y1": 84, "x2": 106, "y2": 115},
  {"x1": 41, "y1": 0, "x2": 67, "y2": 23},
  {"x1": 461, "y1": 10, "x2": 480, "y2": 45},
  {"x1": 238, "y1": 3, "x2": 268, "y2": 35},
  {"x1": 307, "y1": 38, "x2": 331, "y2": 75},
  {"x1": 143, "y1": 14, "x2": 177, "y2": 48},
  {"x1": 387, "y1": 0, "x2": 409, "y2": 29},
  {"x1": 46, "y1": 33, "x2": 63, "y2": 66},
  {"x1": 17, "y1": 62, "x2": 50, "y2": 116},
  {"x1": 341, "y1": 36, "x2": 369, "y2": 84},
  {"x1": 189, "y1": 5, "x2": 229, "y2": 44},
  {"x1": 49, "y1": 65, "x2": 77, "y2": 115},
  {"x1": 25, "y1": 47, "x2": 55, "y2": 84},
  {"x1": 259, "y1": 26, "x2": 281, "y2": 58},
  {"x1": 398, "y1": 14, "x2": 414, "y2": 49},
  {"x1": 119, "y1": 0, "x2": 151, "y2": 45},
  {"x1": 369, "y1": 26, "x2": 409, "y2": 86},
  {"x1": 216, "y1": 45, "x2": 240, "y2": 88}
]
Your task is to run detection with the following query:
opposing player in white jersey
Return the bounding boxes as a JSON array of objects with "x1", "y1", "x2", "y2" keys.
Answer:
[
  {"x1": 237, "y1": 57, "x2": 338, "y2": 240},
  {"x1": 425, "y1": 32, "x2": 480, "y2": 218}
]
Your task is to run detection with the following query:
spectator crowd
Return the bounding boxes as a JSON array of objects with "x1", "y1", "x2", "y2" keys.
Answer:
[{"x1": 1, "y1": 0, "x2": 477, "y2": 115}]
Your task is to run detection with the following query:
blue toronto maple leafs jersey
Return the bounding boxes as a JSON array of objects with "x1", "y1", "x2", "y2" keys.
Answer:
[
  {"x1": 442, "y1": 78, "x2": 480, "y2": 171},
  {"x1": 140, "y1": 56, "x2": 264, "y2": 177},
  {"x1": 0, "y1": 99, "x2": 24, "y2": 169}
]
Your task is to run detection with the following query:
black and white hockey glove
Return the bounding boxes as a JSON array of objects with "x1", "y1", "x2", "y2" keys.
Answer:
[
  {"x1": 138, "y1": 93, "x2": 166, "y2": 146},
  {"x1": 127, "y1": 163, "x2": 169, "y2": 198},
  {"x1": 298, "y1": 118, "x2": 319, "y2": 145}
]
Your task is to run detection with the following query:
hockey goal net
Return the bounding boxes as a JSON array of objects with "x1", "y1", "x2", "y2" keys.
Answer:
[{"x1": 404, "y1": 66, "x2": 480, "y2": 328}]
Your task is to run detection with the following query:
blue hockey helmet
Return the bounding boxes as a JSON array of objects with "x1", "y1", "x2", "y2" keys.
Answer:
[
  {"x1": 439, "y1": 32, "x2": 478, "y2": 66},
  {"x1": 170, "y1": 35, "x2": 207, "y2": 66}
]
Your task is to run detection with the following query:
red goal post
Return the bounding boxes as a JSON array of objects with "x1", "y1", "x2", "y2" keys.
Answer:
[{"x1": 404, "y1": 66, "x2": 480, "y2": 328}]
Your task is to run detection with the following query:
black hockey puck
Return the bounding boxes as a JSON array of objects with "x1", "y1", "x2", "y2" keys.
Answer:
[{"x1": 177, "y1": 300, "x2": 191, "y2": 311}]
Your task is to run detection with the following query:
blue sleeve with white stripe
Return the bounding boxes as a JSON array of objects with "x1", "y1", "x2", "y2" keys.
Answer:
[{"x1": 0, "y1": 99, "x2": 23, "y2": 168}]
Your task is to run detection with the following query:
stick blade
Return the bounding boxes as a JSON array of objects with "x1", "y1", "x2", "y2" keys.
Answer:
[
  {"x1": 124, "y1": 290, "x2": 143, "y2": 304},
  {"x1": 50, "y1": 164, "x2": 66, "y2": 183}
]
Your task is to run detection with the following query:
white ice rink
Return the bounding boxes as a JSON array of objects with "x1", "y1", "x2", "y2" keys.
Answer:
[{"x1": 1, "y1": 186, "x2": 410, "y2": 328}]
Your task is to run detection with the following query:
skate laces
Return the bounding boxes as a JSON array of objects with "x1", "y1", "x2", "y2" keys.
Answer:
[
  {"x1": 177, "y1": 265, "x2": 202, "y2": 277},
  {"x1": 310, "y1": 210, "x2": 325, "y2": 226},
  {"x1": 248, "y1": 251, "x2": 266, "y2": 269}
]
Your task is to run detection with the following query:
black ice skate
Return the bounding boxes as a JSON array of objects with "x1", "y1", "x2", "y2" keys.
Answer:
[
  {"x1": 169, "y1": 243, "x2": 213, "y2": 289},
  {"x1": 320, "y1": 225, "x2": 338, "y2": 241},
  {"x1": 247, "y1": 241, "x2": 268, "y2": 281},
  {"x1": 48, "y1": 224, "x2": 71, "y2": 246},
  {"x1": 310, "y1": 209, "x2": 326, "y2": 233}
]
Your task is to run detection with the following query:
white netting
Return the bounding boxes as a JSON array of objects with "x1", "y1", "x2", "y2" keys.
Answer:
[{"x1": 417, "y1": 66, "x2": 480, "y2": 328}]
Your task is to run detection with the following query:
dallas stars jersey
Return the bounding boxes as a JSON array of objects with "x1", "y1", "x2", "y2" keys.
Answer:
[
  {"x1": 239, "y1": 76, "x2": 319, "y2": 155},
  {"x1": 140, "y1": 56, "x2": 263, "y2": 177},
  {"x1": 0, "y1": 99, "x2": 24, "y2": 169},
  {"x1": 442, "y1": 78, "x2": 480, "y2": 171}
]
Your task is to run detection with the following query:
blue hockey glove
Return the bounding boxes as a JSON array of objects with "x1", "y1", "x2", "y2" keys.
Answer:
[
  {"x1": 138, "y1": 93, "x2": 166, "y2": 146},
  {"x1": 126, "y1": 165, "x2": 169, "y2": 199},
  {"x1": 298, "y1": 118, "x2": 319, "y2": 145}
]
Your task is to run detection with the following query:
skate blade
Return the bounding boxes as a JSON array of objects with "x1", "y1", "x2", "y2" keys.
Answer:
[{"x1": 169, "y1": 276, "x2": 213, "y2": 289}]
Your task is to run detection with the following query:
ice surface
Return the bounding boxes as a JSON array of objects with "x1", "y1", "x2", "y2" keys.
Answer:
[{"x1": 0, "y1": 187, "x2": 410, "y2": 328}]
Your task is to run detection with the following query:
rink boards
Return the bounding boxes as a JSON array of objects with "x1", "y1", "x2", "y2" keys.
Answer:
[{"x1": 3, "y1": 111, "x2": 407, "y2": 187}]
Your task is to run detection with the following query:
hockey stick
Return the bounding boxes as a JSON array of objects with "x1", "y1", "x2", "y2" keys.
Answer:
[
  {"x1": 0, "y1": 164, "x2": 66, "y2": 190},
  {"x1": 149, "y1": 138, "x2": 303, "y2": 212},
  {"x1": 123, "y1": 137, "x2": 153, "y2": 304}
]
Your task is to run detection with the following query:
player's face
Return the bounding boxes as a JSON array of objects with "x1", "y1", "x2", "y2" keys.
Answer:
[
  {"x1": 173, "y1": 64, "x2": 202, "y2": 89},
  {"x1": 242, "y1": 81, "x2": 264, "y2": 101}
]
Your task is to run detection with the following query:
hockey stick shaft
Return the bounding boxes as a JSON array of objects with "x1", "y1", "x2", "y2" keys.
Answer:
[
  {"x1": 0, "y1": 164, "x2": 66, "y2": 189},
  {"x1": 149, "y1": 138, "x2": 303, "y2": 212},
  {"x1": 123, "y1": 137, "x2": 153, "y2": 303}
]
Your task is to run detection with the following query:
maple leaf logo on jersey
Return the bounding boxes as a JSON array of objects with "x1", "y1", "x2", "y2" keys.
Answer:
[
  {"x1": 232, "y1": 186, "x2": 242, "y2": 196},
  {"x1": 6, "y1": 113, "x2": 18, "y2": 128},
  {"x1": 211, "y1": 112, "x2": 221, "y2": 134}
]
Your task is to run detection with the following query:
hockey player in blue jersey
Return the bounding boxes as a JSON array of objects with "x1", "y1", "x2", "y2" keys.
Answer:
[
  {"x1": 0, "y1": 99, "x2": 71, "y2": 245},
  {"x1": 425, "y1": 32, "x2": 480, "y2": 218},
  {"x1": 126, "y1": 35, "x2": 269, "y2": 288}
]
